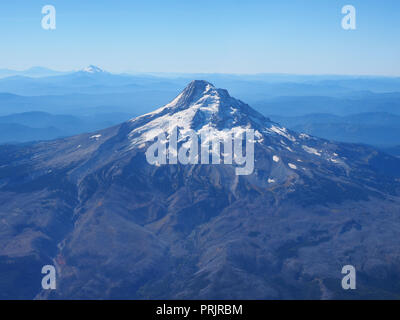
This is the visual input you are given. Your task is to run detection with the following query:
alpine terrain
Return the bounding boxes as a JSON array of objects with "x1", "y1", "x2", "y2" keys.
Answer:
[{"x1": 1, "y1": 80, "x2": 400, "y2": 299}]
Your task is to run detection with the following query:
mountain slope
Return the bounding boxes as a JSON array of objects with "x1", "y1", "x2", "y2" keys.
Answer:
[
  {"x1": 1, "y1": 81, "x2": 400, "y2": 299},
  {"x1": 0, "y1": 111, "x2": 137, "y2": 144}
]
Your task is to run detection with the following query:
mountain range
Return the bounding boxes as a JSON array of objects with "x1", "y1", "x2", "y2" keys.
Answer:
[
  {"x1": 1, "y1": 66, "x2": 400, "y2": 149},
  {"x1": 0, "y1": 111, "x2": 135, "y2": 144},
  {"x1": 0, "y1": 67, "x2": 70, "y2": 78},
  {"x1": 1, "y1": 81, "x2": 400, "y2": 299},
  {"x1": 270, "y1": 113, "x2": 400, "y2": 147}
]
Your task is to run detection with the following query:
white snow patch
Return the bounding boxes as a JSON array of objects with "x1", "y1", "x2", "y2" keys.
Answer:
[
  {"x1": 253, "y1": 130, "x2": 264, "y2": 143},
  {"x1": 273, "y1": 155, "x2": 280, "y2": 162},
  {"x1": 302, "y1": 145, "x2": 321, "y2": 156},
  {"x1": 90, "y1": 134, "x2": 102, "y2": 140},
  {"x1": 288, "y1": 163, "x2": 297, "y2": 169},
  {"x1": 269, "y1": 125, "x2": 296, "y2": 142},
  {"x1": 83, "y1": 65, "x2": 104, "y2": 73},
  {"x1": 299, "y1": 133, "x2": 310, "y2": 139},
  {"x1": 268, "y1": 178, "x2": 275, "y2": 183}
]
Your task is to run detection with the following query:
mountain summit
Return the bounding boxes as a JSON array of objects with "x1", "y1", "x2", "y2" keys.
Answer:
[
  {"x1": 82, "y1": 65, "x2": 106, "y2": 73},
  {"x1": 127, "y1": 80, "x2": 271, "y2": 148},
  {"x1": 148, "y1": 80, "x2": 267, "y2": 125},
  {"x1": 1, "y1": 81, "x2": 400, "y2": 299}
]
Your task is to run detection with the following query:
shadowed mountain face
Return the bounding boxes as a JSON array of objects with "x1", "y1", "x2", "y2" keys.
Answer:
[{"x1": 1, "y1": 81, "x2": 400, "y2": 299}]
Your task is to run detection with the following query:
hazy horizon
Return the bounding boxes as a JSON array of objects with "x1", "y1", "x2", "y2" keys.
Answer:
[
  {"x1": 1, "y1": 65, "x2": 400, "y2": 78},
  {"x1": 1, "y1": 0, "x2": 399, "y2": 76}
]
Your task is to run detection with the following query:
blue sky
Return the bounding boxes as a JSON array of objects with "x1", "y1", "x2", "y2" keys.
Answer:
[{"x1": 0, "y1": 0, "x2": 399, "y2": 75}]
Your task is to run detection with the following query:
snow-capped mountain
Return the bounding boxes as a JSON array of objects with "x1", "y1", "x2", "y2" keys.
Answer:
[
  {"x1": 1, "y1": 81, "x2": 400, "y2": 299},
  {"x1": 126, "y1": 81, "x2": 352, "y2": 183},
  {"x1": 81, "y1": 65, "x2": 106, "y2": 74},
  {"x1": 128, "y1": 80, "x2": 269, "y2": 142}
]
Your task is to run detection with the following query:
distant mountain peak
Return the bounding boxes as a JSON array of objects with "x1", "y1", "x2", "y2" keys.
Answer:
[{"x1": 82, "y1": 65, "x2": 105, "y2": 74}]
